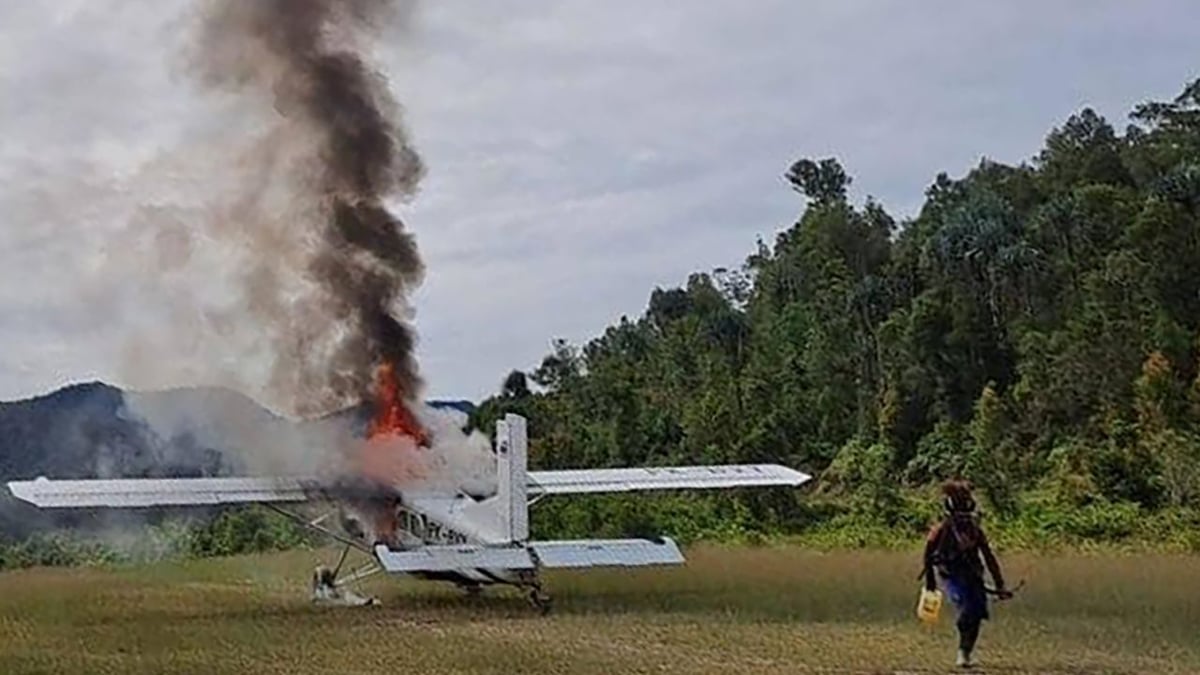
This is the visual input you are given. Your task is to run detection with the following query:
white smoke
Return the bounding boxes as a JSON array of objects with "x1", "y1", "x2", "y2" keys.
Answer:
[
  {"x1": 120, "y1": 387, "x2": 351, "y2": 477},
  {"x1": 120, "y1": 388, "x2": 498, "y2": 495},
  {"x1": 414, "y1": 405, "x2": 496, "y2": 496}
]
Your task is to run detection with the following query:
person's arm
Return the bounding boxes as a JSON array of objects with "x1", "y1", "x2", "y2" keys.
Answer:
[
  {"x1": 979, "y1": 530, "x2": 1006, "y2": 592},
  {"x1": 922, "y1": 524, "x2": 941, "y2": 591}
]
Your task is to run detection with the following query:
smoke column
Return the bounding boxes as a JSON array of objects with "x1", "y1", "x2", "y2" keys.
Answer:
[{"x1": 188, "y1": 0, "x2": 425, "y2": 416}]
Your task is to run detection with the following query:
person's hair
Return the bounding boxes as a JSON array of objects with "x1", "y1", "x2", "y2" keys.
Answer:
[{"x1": 941, "y1": 479, "x2": 976, "y2": 514}]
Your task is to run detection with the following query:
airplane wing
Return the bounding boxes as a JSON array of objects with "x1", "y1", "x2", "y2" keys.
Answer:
[
  {"x1": 527, "y1": 464, "x2": 810, "y2": 495},
  {"x1": 6, "y1": 464, "x2": 810, "y2": 509},
  {"x1": 4, "y1": 477, "x2": 311, "y2": 509}
]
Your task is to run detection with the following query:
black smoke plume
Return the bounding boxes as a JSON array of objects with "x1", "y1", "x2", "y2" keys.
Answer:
[{"x1": 190, "y1": 0, "x2": 424, "y2": 416}]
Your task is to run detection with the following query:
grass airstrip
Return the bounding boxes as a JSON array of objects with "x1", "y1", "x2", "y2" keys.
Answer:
[{"x1": 2, "y1": 545, "x2": 1198, "y2": 674}]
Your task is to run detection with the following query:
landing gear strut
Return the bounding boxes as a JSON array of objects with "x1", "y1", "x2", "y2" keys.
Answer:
[
  {"x1": 526, "y1": 581, "x2": 552, "y2": 615},
  {"x1": 311, "y1": 544, "x2": 380, "y2": 607}
]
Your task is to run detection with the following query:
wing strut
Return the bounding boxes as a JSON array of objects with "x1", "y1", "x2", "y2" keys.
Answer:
[{"x1": 262, "y1": 503, "x2": 373, "y2": 554}]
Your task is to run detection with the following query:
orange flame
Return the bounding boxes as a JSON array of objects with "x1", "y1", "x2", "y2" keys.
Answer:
[
  {"x1": 355, "y1": 361, "x2": 429, "y2": 490},
  {"x1": 367, "y1": 361, "x2": 428, "y2": 445}
]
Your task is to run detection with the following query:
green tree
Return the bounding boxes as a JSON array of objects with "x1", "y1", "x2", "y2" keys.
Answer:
[
  {"x1": 967, "y1": 384, "x2": 1018, "y2": 515},
  {"x1": 501, "y1": 370, "x2": 532, "y2": 399},
  {"x1": 785, "y1": 157, "x2": 851, "y2": 205}
]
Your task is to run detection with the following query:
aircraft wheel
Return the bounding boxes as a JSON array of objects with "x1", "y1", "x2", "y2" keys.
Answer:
[{"x1": 312, "y1": 566, "x2": 336, "y2": 589}]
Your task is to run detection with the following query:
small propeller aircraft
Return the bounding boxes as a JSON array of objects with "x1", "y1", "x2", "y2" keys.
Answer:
[{"x1": 6, "y1": 414, "x2": 810, "y2": 612}]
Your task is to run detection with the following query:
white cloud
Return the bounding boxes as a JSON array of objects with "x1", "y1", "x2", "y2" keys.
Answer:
[{"x1": 1, "y1": 0, "x2": 1198, "y2": 406}]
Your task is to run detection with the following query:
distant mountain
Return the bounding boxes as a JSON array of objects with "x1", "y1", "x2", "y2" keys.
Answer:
[
  {"x1": 0, "y1": 382, "x2": 475, "y2": 539},
  {"x1": 428, "y1": 399, "x2": 476, "y2": 416}
]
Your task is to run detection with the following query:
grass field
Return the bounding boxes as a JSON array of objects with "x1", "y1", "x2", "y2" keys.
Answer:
[{"x1": 1, "y1": 546, "x2": 1198, "y2": 674}]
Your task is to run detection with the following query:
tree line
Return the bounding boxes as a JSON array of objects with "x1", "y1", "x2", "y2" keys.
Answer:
[{"x1": 475, "y1": 78, "x2": 1200, "y2": 549}]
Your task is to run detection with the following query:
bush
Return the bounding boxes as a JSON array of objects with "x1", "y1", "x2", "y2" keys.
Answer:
[
  {"x1": 0, "y1": 506, "x2": 314, "y2": 571},
  {"x1": 1143, "y1": 429, "x2": 1200, "y2": 507},
  {"x1": 905, "y1": 422, "x2": 967, "y2": 484},
  {"x1": 532, "y1": 493, "x2": 758, "y2": 545},
  {"x1": 0, "y1": 532, "x2": 122, "y2": 570},
  {"x1": 187, "y1": 507, "x2": 314, "y2": 558},
  {"x1": 823, "y1": 439, "x2": 903, "y2": 524}
]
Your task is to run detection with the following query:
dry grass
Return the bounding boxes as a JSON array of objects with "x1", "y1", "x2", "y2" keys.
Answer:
[{"x1": 1, "y1": 545, "x2": 1198, "y2": 674}]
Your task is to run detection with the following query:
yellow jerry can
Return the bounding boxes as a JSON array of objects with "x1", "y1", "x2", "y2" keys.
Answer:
[{"x1": 916, "y1": 587, "x2": 943, "y2": 624}]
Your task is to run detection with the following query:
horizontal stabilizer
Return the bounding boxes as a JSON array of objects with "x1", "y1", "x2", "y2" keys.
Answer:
[
  {"x1": 529, "y1": 538, "x2": 684, "y2": 568},
  {"x1": 373, "y1": 544, "x2": 535, "y2": 572},
  {"x1": 6, "y1": 477, "x2": 309, "y2": 508},
  {"x1": 528, "y1": 464, "x2": 810, "y2": 495},
  {"x1": 372, "y1": 539, "x2": 684, "y2": 573}
]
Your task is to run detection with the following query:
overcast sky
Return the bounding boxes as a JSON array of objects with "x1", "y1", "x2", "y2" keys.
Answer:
[{"x1": 1, "y1": 1, "x2": 1198, "y2": 408}]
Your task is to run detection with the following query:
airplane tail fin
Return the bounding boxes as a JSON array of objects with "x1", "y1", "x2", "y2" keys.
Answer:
[{"x1": 495, "y1": 414, "x2": 529, "y2": 543}]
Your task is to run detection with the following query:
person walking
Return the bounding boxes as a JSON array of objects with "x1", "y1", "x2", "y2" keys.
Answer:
[{"x1": 922, "y1": 480, "x2": 1011, "y2": 668}]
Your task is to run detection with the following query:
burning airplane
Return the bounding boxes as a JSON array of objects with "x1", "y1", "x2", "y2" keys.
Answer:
[
  {"x1": 9, "y1": 347, "x2": 809, "y2": 612},
  {"x1": 8, "y1": 409, "x2": 810, "y2": 611}
]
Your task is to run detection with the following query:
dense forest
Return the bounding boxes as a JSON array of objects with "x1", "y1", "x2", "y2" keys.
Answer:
[{"x1": 476, "y1": 78, "x2": 1200, "y2": 549}]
